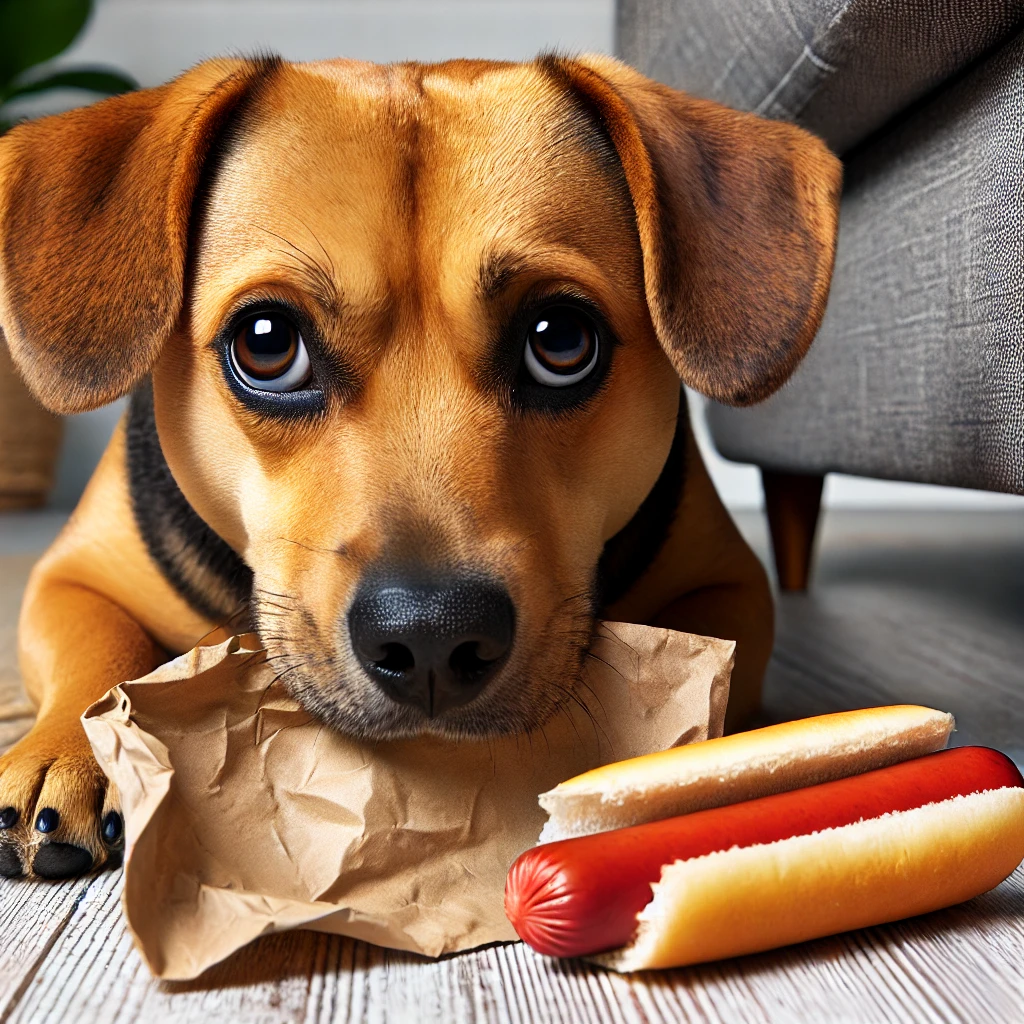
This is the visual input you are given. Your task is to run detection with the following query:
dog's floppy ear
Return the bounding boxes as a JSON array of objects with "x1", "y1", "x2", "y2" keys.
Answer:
[
  {"x1": 543, "y1": 55, "x2": 841, "y2": 406},
  {"x1": 0, "y1": 56, "x2": 279, "y2": 414}
]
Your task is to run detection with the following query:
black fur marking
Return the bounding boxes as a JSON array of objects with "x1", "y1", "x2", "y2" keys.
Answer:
[
  {"x1": 535, "y1": 54, "x2": 632, "y2": 209},
  {"x1": 186, "y1": 55, "x2": 283, "y2": 292},
  {"x1": 126, "y1": 381, "x2": 252, "y2": 621},
  {"x1": 597, "y1": 392, "x2": 688, "y2": 608}
]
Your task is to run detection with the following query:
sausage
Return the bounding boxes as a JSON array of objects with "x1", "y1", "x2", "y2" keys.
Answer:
[{"x1": 506, "y1": 746, "x2": 1024, "y2": 959}]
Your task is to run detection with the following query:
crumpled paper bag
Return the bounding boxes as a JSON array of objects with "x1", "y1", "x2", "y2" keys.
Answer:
[{"x1": 82, "y1": 621, "x2": 732, "y2": 980}]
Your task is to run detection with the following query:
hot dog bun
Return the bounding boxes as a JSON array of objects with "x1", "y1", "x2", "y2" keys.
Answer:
[
  {"x1": 599, "y1": 783, "x2": 1024, "y2": 971},
  {"x1": 507, "y1": 746, "x2": 1024, "y2": 964},
  {"x1": 539, "y1": 705, "x2": 954, "y2": 842}
]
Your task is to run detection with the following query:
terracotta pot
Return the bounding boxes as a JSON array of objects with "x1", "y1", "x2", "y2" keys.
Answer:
[{"x1": 0, "y1": 342, "x2": 63, "y2": 509}]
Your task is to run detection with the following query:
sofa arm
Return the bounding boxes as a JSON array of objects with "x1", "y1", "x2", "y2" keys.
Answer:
[
  {"x1": 705, "y1": 29, "x2": 1024, "y2": 499},
  {"x1": 618, "y1": 0, "x2": 1024, "y2": 153}
]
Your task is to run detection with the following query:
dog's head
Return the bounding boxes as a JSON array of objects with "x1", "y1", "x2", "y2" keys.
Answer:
[{"x1": 0, "y1": 56, "x2": 840, "y2": 739}]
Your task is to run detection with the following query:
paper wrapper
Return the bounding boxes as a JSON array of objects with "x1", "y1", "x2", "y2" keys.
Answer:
[{"x1": 82, "y1": 621, "x2": 732, "y2": 980}]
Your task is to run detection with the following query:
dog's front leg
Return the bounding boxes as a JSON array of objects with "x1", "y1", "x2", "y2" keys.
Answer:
[{"x1": 0, "y1": 568, "x2": 160, "y2": 879}]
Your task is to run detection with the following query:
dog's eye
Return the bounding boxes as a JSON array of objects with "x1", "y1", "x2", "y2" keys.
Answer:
[
  {"x1": 230, "y1": 313, "x2": 311, "y2": 392},
  {"x1": 524, "y1": 306, "x2": 599, "y2": 387}
]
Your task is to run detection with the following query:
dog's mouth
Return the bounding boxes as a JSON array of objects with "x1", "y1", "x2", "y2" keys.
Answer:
[
  {"x1": 360, "y1": 638, "x2": 512, "y2": 718},
  {"x1": 272, "y1": 635, "x2": 595, "y2": 742},
  {"x1": 253, "y1": 577, "x2": 597, "y2": 741}
]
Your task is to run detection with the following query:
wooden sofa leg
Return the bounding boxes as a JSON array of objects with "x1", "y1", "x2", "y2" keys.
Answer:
[{"x1": 761, "y1": 470, "x2": 825, "y2": 592}]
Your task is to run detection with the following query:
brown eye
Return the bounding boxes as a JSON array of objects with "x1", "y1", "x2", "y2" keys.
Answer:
[
  {"x1": 230, "y1": 313, "x2": 310, "y2": 392},
  {"x1": 524, "y1": 306, "x2": 599, "y2": 386}
]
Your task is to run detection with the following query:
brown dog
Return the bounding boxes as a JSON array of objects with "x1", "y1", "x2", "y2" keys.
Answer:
[{"x1": 0, "y1": 55, "x2": 840, "y2": 880}]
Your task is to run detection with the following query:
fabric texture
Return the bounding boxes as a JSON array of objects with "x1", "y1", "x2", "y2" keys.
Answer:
[
  {"x1": 618, "y1": 0, "x2": 1024, "y2": 154},
  {"x1": 704, "y1": 31, "x2": 1024, "y2": 495}
]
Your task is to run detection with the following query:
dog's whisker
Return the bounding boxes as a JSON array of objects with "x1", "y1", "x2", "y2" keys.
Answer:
[
  {"x1": 262, "y1": 652, "x2": 304, "y2": 665},
  {"x1": 551, "y1": 691, "x2": 587, "y2": 753},
  {"x1": 536, "y1": 720, "x2": 552, "y2": 758},
  {"x1": 594, "y1": 628, "x2": 644, "y2": 677},
  {"x1": 254, "y1": 586, "x2": 299, "y2": 603},
  {"x1": 255, "y1": 603, "x2": 296, "y2": 618},
  {"x1": 273, "y1": 535, "x2": 341, "y2": 555},
  {"x1": 269, "y1": 663, "x2": 312, "y2": 691},
  {"x1": 545, "y1": 675, "x2": 609, "y2": 753},
  {"x1": 582, "y1": 650, "x2": 629, "y2": 692},
  {"x1": 261, "y1": 652, "x2": 307, "y2": 668},
  {"x1": 260, "y1": 650, "x2": 307, "y2": 668},
  {"x1": 254, "y1": 223, "x2": 342, "y2": 314},
  {"x1": 296, "y1": 217, "x2": 339, "y2": 281},
  {"x1": 492, "y1": 531, "x2": 542, "y2": 559},
  {"x1": 263, "y1": 659, "x2": 305, "y2": 676},
  {"x1": 573, "y1": 674, "x2": 609, "y2": 722}
]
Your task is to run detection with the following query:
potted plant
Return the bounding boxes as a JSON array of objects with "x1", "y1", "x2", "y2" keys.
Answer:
[{"x1": 0, "y1": 0, "x2": 136, "y2": 509}]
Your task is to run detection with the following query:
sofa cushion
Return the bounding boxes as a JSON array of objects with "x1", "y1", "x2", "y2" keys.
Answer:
[
  {"x1": 704, "y1": 30, "x2": 1024, "y2": 495},
  {"x1": 618, "y1": 0, "x2": 1024, "y2": 152}
]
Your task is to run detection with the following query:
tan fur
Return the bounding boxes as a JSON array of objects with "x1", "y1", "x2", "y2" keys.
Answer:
[{"x1": 0, "y1": 56, "x2": 840, "y2": 877}]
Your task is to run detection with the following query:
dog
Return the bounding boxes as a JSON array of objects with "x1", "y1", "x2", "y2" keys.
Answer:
[{"x1": 0, "y1": 55, "x2": 840, "y2": 880}]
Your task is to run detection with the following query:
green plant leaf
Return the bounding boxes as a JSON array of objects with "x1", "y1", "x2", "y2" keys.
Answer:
[
  {"x1": 4, "y1": 65, "x2": 137, "y2": 103},
  {"x1": 0, "y1": 0, "x2": 93, "y2": 91}
]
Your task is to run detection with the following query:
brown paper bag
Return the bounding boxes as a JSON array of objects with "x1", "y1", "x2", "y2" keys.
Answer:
[{"x1": 83, "y1": 621, "x2": 732, "y2": 980}]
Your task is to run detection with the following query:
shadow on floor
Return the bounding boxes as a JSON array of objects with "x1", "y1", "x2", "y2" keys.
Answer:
[{"x1": 815, "y1": 544, "x2": 1024, "y2": 632}]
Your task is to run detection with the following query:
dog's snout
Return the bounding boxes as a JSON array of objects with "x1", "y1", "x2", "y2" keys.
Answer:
[{"x1": 348, "y1": 574, "x2": 515, "y2": 717}]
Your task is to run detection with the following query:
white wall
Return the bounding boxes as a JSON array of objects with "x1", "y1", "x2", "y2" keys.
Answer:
[
  {"x1": 34, "y1": 0, "x2": 1024, "y2": 510},
  {"x1": 59, "y1": 0, "x2": 615, "y2": 86}
]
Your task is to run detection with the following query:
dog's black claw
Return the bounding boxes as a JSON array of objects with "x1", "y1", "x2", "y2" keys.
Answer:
[
  {"x1": 0, "y1": 807, "x2": 17, "y2": 830},
  {"x1": 32, "y1": 842, "x2": 93, "y2": 879},
  {"x1": 101, "y1": 811, "x2": 123, "y2": 844},
  {"x1": 35, "y1": 807, "x2": 60, "y2": 833},
  {"x1": 0, "y1": 844, "x2": 24, "y2": 878}
]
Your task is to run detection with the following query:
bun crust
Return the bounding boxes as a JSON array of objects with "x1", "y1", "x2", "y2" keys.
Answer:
[
  {"x1": 594, "y1": 786, "x2": 1024, "y2": 972},
  {"x1": 539, "y1": 706, "x2": 954, "y2": 842}
]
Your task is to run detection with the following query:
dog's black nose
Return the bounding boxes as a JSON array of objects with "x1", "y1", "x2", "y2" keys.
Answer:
[{"x1": 348, "y1": 574, "x2": 515, "y2": 717}]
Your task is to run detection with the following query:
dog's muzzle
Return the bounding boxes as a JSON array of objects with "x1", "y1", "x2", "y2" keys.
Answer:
[{"x1": 347, "y1": 570, "x2": 516, "y2": 718}]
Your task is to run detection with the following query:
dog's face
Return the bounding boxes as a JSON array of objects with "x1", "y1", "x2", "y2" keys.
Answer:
[
  {"x1": 155, "y1": 61, "x2": 681, "y2": 738},
  {"x1": 0, "y1": 56, "x2": 841, "y2": 739}
]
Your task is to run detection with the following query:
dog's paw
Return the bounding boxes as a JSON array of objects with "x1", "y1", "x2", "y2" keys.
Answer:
[{"x1": 0, "y1": 721, "x2": 122, "y2": 880}]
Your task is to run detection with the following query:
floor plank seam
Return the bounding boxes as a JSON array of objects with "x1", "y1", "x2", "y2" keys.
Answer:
[{"x1": 0, "y1": 878, "x2": 96, "y2": 1024}]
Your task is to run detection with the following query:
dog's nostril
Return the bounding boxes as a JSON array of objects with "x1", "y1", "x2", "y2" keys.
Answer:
[
  {"x1": 348, "y1": 571, "x2": 515, "y2": 717},
  {"x1": 375, "y1": 642, "x2": 415, "y2": 675},
  {"x1": 449, "y1": 640, "x2": 499, "y2": 684}
]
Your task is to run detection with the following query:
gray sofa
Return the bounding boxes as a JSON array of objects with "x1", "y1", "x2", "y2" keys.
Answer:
[{"x1": 619, "y1": 0, "x2": 1024, "y2": 587}]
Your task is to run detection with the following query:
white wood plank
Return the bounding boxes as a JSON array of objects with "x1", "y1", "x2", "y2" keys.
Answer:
[
  {"x1": 0, "y1": 875, "x2": 95, "y2": 1016},
  {"x1": 5, "y1": 868, "x2": 1022, "y2": 1024}
]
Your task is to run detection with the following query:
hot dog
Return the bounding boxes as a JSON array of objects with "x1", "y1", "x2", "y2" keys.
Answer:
[{"x1": 506, "y1": 745, "x2": 1024, "y2": 965}]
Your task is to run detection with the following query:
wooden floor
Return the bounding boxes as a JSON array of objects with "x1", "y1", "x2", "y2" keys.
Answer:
[{"x1": 1, "y1": 509, "x2": 1022, "y2": 1024}]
